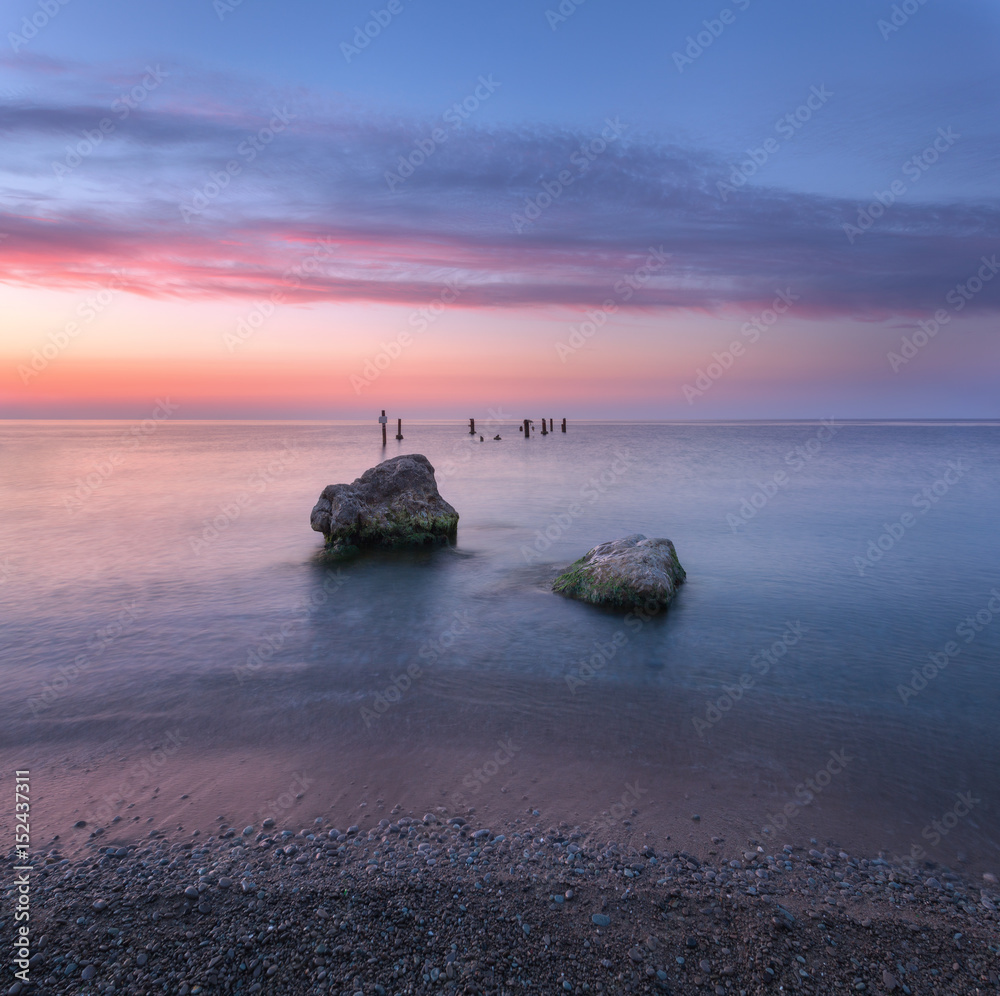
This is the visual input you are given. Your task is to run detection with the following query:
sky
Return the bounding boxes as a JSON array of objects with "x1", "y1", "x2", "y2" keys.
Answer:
[{"x1": 1, "y1": 0, "x2": 998, "y2": 418}]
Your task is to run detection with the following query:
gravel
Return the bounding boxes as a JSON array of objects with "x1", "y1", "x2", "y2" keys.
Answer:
[{"x1": 6, "y1": 816, "x2": 999, "y2": 995}]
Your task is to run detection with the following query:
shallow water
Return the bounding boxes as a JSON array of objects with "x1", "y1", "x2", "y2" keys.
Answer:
[{"x1": 1, "y1": 419, "x2": 998, "y2": 864}]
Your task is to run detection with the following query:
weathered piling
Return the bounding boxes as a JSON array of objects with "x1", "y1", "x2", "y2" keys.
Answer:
[
  {"x1": 395, "y1": 418, "x2": 403, "y2": 440},
  {"x1": 561, "y1": 418, "x2": 567, "y2": 432},
  {"x1": 541, "y1": 419, "x2": 548, "y2": 435},
  {"x1": 523, "y1": 418, "x2": 530, "y2": 437},
  {"x1": 379, "y1": 410, "x2": 387, "y2": 446},
  {"x1": 469, "y1": 418, "x2": 476, "y2": 435}
]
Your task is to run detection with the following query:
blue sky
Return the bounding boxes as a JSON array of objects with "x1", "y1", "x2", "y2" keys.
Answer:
[{"x1": 1, "y1": 0, "x2": 998, "y2": 417}]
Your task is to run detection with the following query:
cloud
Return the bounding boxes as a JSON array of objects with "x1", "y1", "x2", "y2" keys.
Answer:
[{"x1": 2, "y1": 64, "x2": 1000, "y2": 317}]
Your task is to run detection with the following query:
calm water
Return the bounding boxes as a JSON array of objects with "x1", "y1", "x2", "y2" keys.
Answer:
[{"x1": 1, "y1": 420, "x2": 998, "y2": 863}]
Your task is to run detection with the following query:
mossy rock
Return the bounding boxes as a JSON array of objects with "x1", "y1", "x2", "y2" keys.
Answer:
[
  {"x1": 310, "y1": 454, "x2": 458, "y2": 555},
  {"x1": 552, "y1": 534, "x2": 685, "y2": 611}
]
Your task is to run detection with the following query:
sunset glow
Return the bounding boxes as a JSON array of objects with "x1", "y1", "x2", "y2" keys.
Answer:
[{"x1": 2, "y1": 0, "x2": 998, "y2": 417}]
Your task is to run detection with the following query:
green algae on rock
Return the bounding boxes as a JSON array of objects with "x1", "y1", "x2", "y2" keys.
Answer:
[
  {"x1": 310, "y1": 454, "x2": 458, "y2": 556},
  {"x1": 552, "y1": 533, "x2": 685, "y2": 610}
]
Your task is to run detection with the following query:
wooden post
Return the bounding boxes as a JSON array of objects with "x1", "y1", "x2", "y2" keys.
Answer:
[
  {"x1": 395, "y1": 418, "x2": 403, "y2": 440},
  {"x1": 561, "y1": 417, "x2": 567, "y2": 432},
  {"x1": 549, "y1": 418, "x2": 553, "y2": 431},
  {"x1": 541, "y1": 418, "x2": 548, "y2": 435},
  {"x1": 379, "y1": 410, "x2": 387, "y2": 446},
  {"x1": 469, "y1": 418, "x2": 475, "y2": 435},
  {"x1": 523, "y1": 418, "x2": 530, "y2": 437}
]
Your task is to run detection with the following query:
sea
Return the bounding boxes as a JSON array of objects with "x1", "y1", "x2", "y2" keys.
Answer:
[{"x1": 1, "y1": 419, "x2": 997, "y2": 868}]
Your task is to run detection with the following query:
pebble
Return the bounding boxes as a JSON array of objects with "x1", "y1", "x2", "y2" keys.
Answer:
[{"x1": 12, "y1": 808, "x2": 995, "y2": 996}]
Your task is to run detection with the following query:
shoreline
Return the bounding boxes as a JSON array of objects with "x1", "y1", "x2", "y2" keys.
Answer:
[
  {"x1": 9, "y1": 805, "x2": 999, "y2": 995},
  {"x1": 6, "y1": 739, "x2": 996, "y2": 881}
]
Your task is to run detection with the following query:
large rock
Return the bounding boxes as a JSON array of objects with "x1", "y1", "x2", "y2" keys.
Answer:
[
  {"x1": 552, "y1": 533, "x2": 685, "y2": 611},
  {"x1": 310, "y1": 454, "x2": 459, "y2": 555}
]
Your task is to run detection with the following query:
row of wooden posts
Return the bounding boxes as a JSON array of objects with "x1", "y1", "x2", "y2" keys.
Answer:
[
  {"x1": 478, "y1": 418, "x2": 567, "y2": 437},
  {"x1": 378, "y1": 411, "x2": 566, "y2": 445}
]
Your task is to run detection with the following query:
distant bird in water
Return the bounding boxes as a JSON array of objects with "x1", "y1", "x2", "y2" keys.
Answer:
[
  {"x1": 479, "y1": 435, "x2": 484, "y2": 441},
  {"x1": 493, "y1": 434, "x2": 501, "y2": 440}
]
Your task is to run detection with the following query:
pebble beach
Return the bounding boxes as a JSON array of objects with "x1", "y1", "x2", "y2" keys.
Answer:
[{"x1": 9, "y1": 809, "x2": 1000, "y2": 996}]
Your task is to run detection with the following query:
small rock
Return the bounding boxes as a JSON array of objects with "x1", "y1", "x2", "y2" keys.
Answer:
[
  {"x1": 81, "y1": 965, "x2": 96, "y2": 981},
  {"x1": 91, "y1": 899, "x2": 108, "y2": 911},
  {"x1": 552, "y1": 533, "x2": 686, "y2": 610},
  {"x1": 883, "y1": 969, "x2": 898, "y2": 991},
  {"x1": 592, "y1": 914, "x2": 611, "y2": 927}
]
